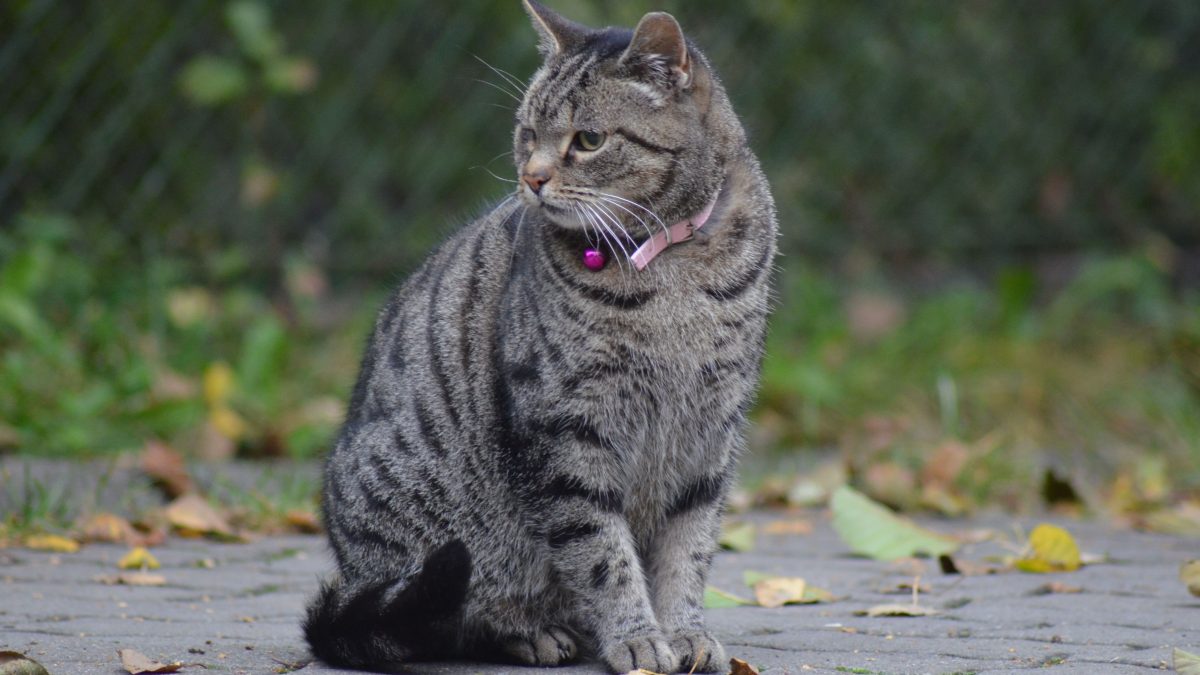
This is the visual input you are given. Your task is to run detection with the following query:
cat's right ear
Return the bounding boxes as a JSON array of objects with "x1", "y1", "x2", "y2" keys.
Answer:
[{"x1": 523, "y1": 0, "x2": 586, "y2": 58}]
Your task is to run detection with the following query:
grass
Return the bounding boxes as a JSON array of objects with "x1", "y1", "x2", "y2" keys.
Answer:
[{"x1": 1, "y1": 212, "x2": 1198, "y2": 518}]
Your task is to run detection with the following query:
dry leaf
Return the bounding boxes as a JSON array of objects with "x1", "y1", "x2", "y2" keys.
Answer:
[
  {"x1": 1181, "y1": 560, "x2": 1200, "y2": 597},
  {"x1": 117, "y1": 648, "x2": 182, "y2": 674},
  {"x1": 119, "y1": 547, "x2": 161, "y2": 570},
  {"x1": 762, "y1": 519, "x2": 813, "y2": 536},
  {"x1": 1015, "y1": 523, "x2": 1081, "y2": 573},
  {"x1": 285, "y1": 510, "x2": 321, "y2": 534},
  {"x1": 703, "y1": 586, "x2": 755, "y2": 608},
  {"x1": 858, "y1": 603, "x2": 939, "y2": 617},
  {"x1": 938, "y1": 554, "x2": 1005, "y2": 576},
  {"x1": 1029, "y1": 581, "x2": 1082, "y2": 595},
  {"x1": 25, "y1": 534, "x2": 80, "y2": 553},
  {"x1": 0, "y1": 651, "x2": 51, "y2": 675},
  {"x1": 79, "y1": 512, "x2": 140, "y2": 545},
  {"x1": 165, "y1": 494, "x2": 233, "y2": 537},
  {"x1": 728, "y1": 657, "x2": 760, "y2": 675},
  {"x1": 752, "y1": 576, "x2": 808, "y2": 608},
  {"x1": 97, "y1": 572, "x2": 167, "y2": 587},
  {"x1": 141, "y1": 441, "x2": 194, "y2": 499}
]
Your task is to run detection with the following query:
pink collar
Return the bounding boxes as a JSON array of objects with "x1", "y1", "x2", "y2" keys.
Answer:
[{"x1": 629, "y1": 193, "x2": 719, "y2": 271}]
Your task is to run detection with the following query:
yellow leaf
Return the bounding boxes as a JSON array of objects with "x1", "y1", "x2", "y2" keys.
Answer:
[
  {"x1": 1015, "y1": 523, "x2": 1081, "y2": 573},
  {"x1": 25, "y1": 534, "x2": 80, "y2": 553},
  {"x1": 1181, "y1": 560, "x2": 1200, "y2": 598},
  {"x1": 202, "y1": 362, "x2": 236, "y2": 406},
  {"x1": 1176, "y1": 648, "x2": 1200, "y2": 675},
  {"x1": 719, "y1": 521, "x2": 756, "y2": 552},
  {"x1": 859, "y1": 602, "x2": 939, "y2": 617},
  {"x1": 79, "y1": 512, "x2": 138, "y2": 544},
  {"x1": 209, "y1": 405, "x2": 247, "y2": 440},
  {"x1": 118, "y1": 547, "x2": 160, "y2": 570},
  {"x1": 752, "y1": 576, "x2": 808, "y2": 608}
]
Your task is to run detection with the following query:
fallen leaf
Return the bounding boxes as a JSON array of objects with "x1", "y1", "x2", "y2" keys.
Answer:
[
  {"x1": 719, "y1": 521, "x2": 755, "y2": 553},
  {"x1": 119, "y1": 547, "x2": 161, "y2": 570},
  {"x1": 761, "y1": 519, "x2": 813, "y2": 536},
  {"x1": 141, "y1": 441, "x2": 195, "y2": 499},
  {"x1": 117, "y1": 648, "x2": 182, "y2": 674},
  {"x1": 1028, "y1": 581, "x2": 1082, "y2": 595},
  {"x1": 1140, "y1": 503, "x2": 1200, "y2": 537},
  {"x1": 728, "y1": 657, "x2": 760, "y2": 675},
  {"x1": 1176, "y1": 648, "x2": 1200, "y2": 675},
  {"x1": 97, "y1": 573, "x2": 168, "y2": 587},
  {"x1": 165, "y1": 494, "x2": 233, "y2": 537},
  {"x1": 285, "y1": 510, "x2": 321, "y2": 534},
  {"x1": 830, "y1": 486, "x2": 959, "y2": 560},
  {"x1": 1181, "y1": 560, "x2": 1200, "y2": 598},
  {"x1": 1015, "y1": 523, "x2": 1081, "y2": 573},
  {"x1": 742, "y1": 571, "x2": 833, "y2": 606},
  {"x1": 857, "y1": 603, "x2": 939, "y2": 617},
  {"x1": 209, "y1": 405, "x2": 248, "y2": 441},
  {"x1": 0, "y1": 651, "x2": 51, "y2": 675},
  {"x1": 79, "y1": 513, "x2": 140, "y2": 544},
  {"x1": 24, "y1": 534, "x2": 80, "y2": 553},
  {"x1": 938, "y1": 555, "x2": 1005, "y2": 576},
  {"x1": 703, "y1": 586, "x2": 754, "y2": 609}
]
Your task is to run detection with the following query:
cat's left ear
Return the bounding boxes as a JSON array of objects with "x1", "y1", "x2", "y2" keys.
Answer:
[
  {"x1": 619, "y1": 12, "x2": 692, "y2": 90},
  {"x1": 523, "y1": 0, "x2": 588, "y2": 58}
]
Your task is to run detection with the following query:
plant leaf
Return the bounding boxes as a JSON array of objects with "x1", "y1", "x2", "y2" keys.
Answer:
[
  {"x1": 703, "y1": 586, "x2": 754, "y2": 609},
  {"x1": 119, "y1": 547, "x2": 160, "y2": 570},
  {"x1": 728, "y1": 657, "x2": 760, "y2": 675},
  {"x1": 719, "y1": 521, "x2": 756, "y2": 553},
  {"x1": 858, "y1": 603, "x2": 939, "y2": 617},
  {"x1": 179, "y1": 56, "x2": 247, "y2": 106},
  {"x1": 165, "y1": 494, "x2": 233, "y2": 537},
  {"x1": 0, "y1": 651, "x2": 51, "y2": 675},
  {"x1": 1176, "y1": 648, "x2": 1200, "y2": 675},
  {"x1": 830, "y1": 486, "x2": 959, "y2": 560},
  {"x1": 24, "y1": 534, "x2": 80, "y2": 553},
  {"x1": 117, "y1": 649, "x2": 182, "y2": 674},
  {"x1": 1181, "y1": 560, "x2": 1200, "y2": 597},
  {"x1": 1014, "y1": 523, "x2": 1081, "y2": 573}
]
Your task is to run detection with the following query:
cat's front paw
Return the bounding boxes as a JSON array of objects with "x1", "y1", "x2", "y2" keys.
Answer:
[
  {"x1": 501, "y1": 625, "x2": 578, "y2": 666},
  {"x1": 671, "y1": 631, "x2": 726, "y2": 673},
  {"x1": 600, "y1": 634, "x2": 676, "y2": 673}
]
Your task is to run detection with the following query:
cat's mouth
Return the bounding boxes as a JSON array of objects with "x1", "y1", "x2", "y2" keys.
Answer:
[{"x1": 525, "y1": 192, "x2": 656, "y2": 242}]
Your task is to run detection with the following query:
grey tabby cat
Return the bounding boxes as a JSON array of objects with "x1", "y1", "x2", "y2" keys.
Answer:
[{"x1": 303, "y1": 2, "x2": 777, "y2": 672}]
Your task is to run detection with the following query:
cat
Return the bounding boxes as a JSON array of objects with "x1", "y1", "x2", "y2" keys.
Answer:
[{"x1": 303, "y1": 1, "x2": 777, "y2": 672}]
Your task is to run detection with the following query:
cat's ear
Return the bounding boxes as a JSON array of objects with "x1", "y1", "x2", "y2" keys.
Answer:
[
  {"x1": 523, "y1": 0, "x2": 587, "y2": 58},
  {"x1": 619, "y1": 12, "x2": 692, "y2": 90}
]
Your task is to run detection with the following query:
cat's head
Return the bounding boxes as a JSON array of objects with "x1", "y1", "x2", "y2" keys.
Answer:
[{"x1": 514, "y1": 1, "x2": 742, "y2": 240}]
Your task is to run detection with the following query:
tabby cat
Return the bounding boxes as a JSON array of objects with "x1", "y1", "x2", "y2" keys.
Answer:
[{"x1": 303, "y1": 2, "x2": 777, "y2": 672}]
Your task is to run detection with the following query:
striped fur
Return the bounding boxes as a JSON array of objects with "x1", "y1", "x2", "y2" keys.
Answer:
[{"x1": 305, "y1": 2, "x2": 777, "y2": 673}]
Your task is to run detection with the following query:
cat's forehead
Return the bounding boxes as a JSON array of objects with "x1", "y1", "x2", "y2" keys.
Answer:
[{"x1": 521, "y1": 47, "x2": 660, "y2": 129}]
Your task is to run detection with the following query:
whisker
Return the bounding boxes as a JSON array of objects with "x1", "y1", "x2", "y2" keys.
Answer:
[
  {"x1": 583, "y1": 202, "x2": 632, "y2": 275},
  {"x1": 595, "y1": 195, "x2": 663, "y2": 241},
  {"x1": 474, "y1": 78, "x2": 522, "y2": 103},
  {"x1": 594, "y1": 190, "x2": 668, "y2": 229},
  {"x1": 469, "y1": 165, "x2": 519, "y2": 184},
  {"x1": 472, "y1": 54, "x2": 528, "y2": 98},
  {"x1": 591, "y1": 199, "x2": 640, "y2": 243}
]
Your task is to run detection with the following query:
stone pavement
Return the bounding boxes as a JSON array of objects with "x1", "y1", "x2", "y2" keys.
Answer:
[{"x1": 3, "y1": 511, "x2": 1197, "y2": 675}]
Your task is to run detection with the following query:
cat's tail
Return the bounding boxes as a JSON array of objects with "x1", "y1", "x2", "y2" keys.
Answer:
[{"x1": 303, "y1": 539, "x2": 472, "y2": 670}]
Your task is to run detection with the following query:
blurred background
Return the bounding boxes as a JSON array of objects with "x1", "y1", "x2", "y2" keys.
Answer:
[{"x1": 2, "y1": 1, "x2": 1198, "y2": 520}]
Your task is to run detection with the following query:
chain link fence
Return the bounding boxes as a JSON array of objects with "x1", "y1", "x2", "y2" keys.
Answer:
[{"x1": 3, "y1": 0, "x2": 1199, "y2": 284}]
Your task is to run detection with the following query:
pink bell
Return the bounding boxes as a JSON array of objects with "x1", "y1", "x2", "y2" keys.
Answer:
[{"x1": 582, "y1": 247, "x2": 606, "y2": 271}]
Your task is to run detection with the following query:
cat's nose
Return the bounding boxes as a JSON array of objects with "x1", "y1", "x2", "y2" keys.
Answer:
[{"x1": 522, "y1": 168, "x2": 552, "y2": 195}]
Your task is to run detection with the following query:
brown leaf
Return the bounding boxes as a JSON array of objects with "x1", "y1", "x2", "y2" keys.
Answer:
[
  {"x1": 285, "y1": 510, "x2": 321, "y2": 534},
  {"x1": 0, "y1": 651, "x2": 51, "y2": 675},
  {"x1": 79, "y1": 512, "x2": 140, "y2": 545},
  {"x1": 938, "y1": 554, "x2": 1005, "y2": 576},
  {"x1": 728, "y1": 657, "x2": 760, "y2": 675},
  {"x1": 761, "y1": 519, "x2": 813, "y2": 536},
  {"x1": 141, "y1": 441, "x2": 194, "y2": 499},
  {"x1": 752, "y1": 576, "x2": 808, "y2": 608},
  {"x1": 117, "y1": 648, "x2": 182, "y2": 674},
  {"x1": 165, "y1": 494, "x2": 233, "y2": 537},
  {"x1": 97, "y1": 572, "x2": 168, "y2": 587},
  {"x1": 920, "y1": 440, "x2": 969, "y2": 489}
]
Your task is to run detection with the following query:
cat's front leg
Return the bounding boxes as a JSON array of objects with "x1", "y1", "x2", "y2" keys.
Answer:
[
  {"x1": 647, "y1": 472, "x2": 730, "y2": 673},
  {"x1": 516, "y1": 432, "x2": 677, "y2": 672}
]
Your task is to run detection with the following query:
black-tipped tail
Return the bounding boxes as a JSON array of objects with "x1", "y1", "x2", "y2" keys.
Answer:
[{"x1": 304, "y1": 540, "x2": 472, "y2": 670}]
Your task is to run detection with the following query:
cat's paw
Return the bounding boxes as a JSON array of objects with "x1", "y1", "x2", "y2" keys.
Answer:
[
  {"x1": 502, "y1": 625, "x2": 578, "y2": 666},
  {"x1": 600, "y1": 634, "x2": 677, "y2": 673},
  {"x1": 671, "y1": 631, "x2": 726, "y2": 673}
]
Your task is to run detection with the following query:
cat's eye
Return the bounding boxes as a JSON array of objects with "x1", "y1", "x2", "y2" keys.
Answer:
[{"x1": 573, "y1": 130, "x2": 606, "y2": 152}]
